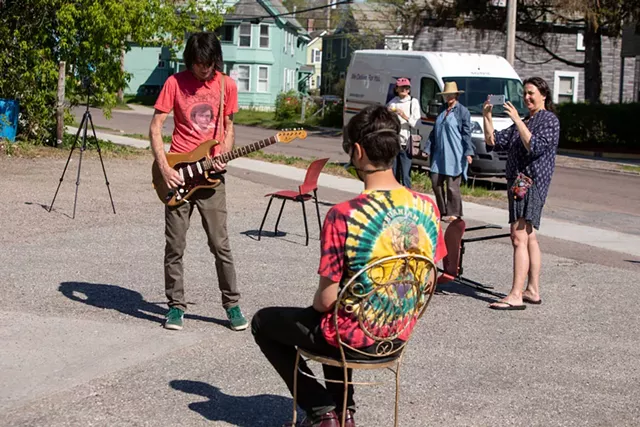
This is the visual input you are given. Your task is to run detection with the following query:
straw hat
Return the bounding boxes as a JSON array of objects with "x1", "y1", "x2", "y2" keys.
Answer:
[{"x1": 437, "y1": 81, "x2": 464, "y2": 95}]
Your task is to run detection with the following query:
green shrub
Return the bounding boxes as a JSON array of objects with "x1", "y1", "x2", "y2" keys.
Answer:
[
  {"x1": 275, "y1": 90, "x2": 301, "y2": 121},
  {"x1": 556, "y1": 103, "x2": 640, "y2": 152},
  {"x1": 319, "y1": 100, "x2": 343, "y2": 128}
]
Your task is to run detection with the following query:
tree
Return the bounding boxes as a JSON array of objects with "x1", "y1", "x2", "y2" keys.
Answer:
[
  {"x1": 449, "y1": 0, "x2": 640, "y2": 103},
  {"x1": 0, "y1": 0, "x2": 225, "y2": 143}
]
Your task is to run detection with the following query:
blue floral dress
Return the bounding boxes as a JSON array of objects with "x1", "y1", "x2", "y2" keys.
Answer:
[{"x1": 490, "y1": 110, "x2": 560, "y2": 229}]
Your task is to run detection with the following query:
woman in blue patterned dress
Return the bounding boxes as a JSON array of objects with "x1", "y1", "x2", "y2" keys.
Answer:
[{"x1": 482, "y1": 77, "x2": 560, "y2": 310}]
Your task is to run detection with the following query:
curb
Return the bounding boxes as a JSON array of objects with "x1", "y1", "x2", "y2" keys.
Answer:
[{"x1": 558, "y1": 148, "x2": 640, "y2": 161}]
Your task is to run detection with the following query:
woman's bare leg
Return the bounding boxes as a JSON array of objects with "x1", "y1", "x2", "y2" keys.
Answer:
[
  {"x1": 489, "y1": 218, "x2": 529, "y2": 308},
  {"x1": 523, "y1": 226, "x2": 541, "y2": 302}
]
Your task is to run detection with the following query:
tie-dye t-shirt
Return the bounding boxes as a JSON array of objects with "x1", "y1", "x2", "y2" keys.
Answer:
[{"x1": 318, "y1": 187, "x2": 446, "y2": 348}]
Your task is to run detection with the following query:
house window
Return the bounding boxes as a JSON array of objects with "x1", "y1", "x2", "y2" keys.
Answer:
[
  {"x1": 284, "y1": 32, "x2": 290, "y2": 54},
  {"x1": 237, "y1": 65, "x2": 250, "y2": 91},
  {"x1": 339, "y1": 71, "x2": 345, "y2": 81},
  {"x1": 260, "y1": 24, "x2": 269, "y2": 48},
  {"x1": 216, "y1": 25, "x2": 234, "y2": 43},
  {"x1": 325, "y1": 40, "x2": 332, "y2": 60},
  {"x1": 312, "y1": 49, "x2": 322, "y2": 63},
  {"x1": 158, "y1": 60, "x2": 166, "y2": 69},
  {"x1": 402, "y1": 42, "x2": 411, "y2": 51},
  {"x1": 553, "y1": 71, "x2": 579, "y2": 104},
  {"x1": 340, "y1": 38, "x2": 348, "y2": 58},
  {"x1": 239, "y1": 23, "x2": 251, "y2": 47},
  {"x1": 258, "y1": 66, "x2": 269, "y2": 92},
  {"x1": 576, "y1": 32, "x2": 585, "y2": 51},
  {"x1": 289, "y1": 69, "x2": 295, "y2": 90},
  {"x1": 420, "y1": 77, "x2": 438, "y2": 115},
  {"x1": 290, "y1": 33, "x2": 295, "y2": 56},
  {"x1": 317, "y1": 75, "x2": 321, "y2": 89}
]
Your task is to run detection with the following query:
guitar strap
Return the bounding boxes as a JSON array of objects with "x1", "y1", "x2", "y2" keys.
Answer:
[{"x1": 216, "y1": 72, "x2": 225, "y2": 140}]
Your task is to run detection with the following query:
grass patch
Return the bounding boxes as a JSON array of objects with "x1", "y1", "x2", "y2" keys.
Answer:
[
  {"x1": 234, "y1": 109, "x2": 322, "y2": 131},
  {"x1": 122, "y1": 133, "x2": 171, "y2": 144},
  {"x1": 0, "y1": 134, "x2": 148, "y2": 159},
  {"x1": 244, "y1": 152, "x2": 504, "y2": 200},
  {"x1": 123, "y1": 94, "x2": 157, "y2": 106},
  {"x1": 621, "y1": 164, "x2": 640, "y2": 173}
]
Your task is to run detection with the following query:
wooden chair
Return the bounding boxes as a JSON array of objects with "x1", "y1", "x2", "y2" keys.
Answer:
[
  {"x1": 257, "y1": 158, "x2": 329, "y2": 246},
  {"x1": 291, "y1": 253, "x2": 437, "y2": 427}
]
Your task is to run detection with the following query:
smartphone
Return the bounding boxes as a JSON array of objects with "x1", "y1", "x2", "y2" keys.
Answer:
[{"x1": 488, "y1": 94, "x2": 506, "y2": 105}]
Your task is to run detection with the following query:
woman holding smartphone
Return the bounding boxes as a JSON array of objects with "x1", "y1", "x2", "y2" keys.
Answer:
[{"x1": 483, "y1": 77, "x2": 560, "y2": 310}]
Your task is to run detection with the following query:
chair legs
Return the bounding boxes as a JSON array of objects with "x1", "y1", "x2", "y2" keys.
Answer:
[
  {"x1": 394, "y1": 360, "x2": 402, "y2": 427},
  {"x1": 301, "y1": 199, "x2": 309, "y2": 246},
  {"x1": 274, "y1": 198, "x2": 287, "y2": 235},
  {"x1": 313, "y1": 189, "x2": 322, "y2": 238},
  {"x1": 258, "y1": 195, "x2": 275, "y2": 241},
  {"x1": 292, "y1": 350, "x2": 301, "y2": 426},
  {"x1": 341, "y1": 364, "x2": 349, "y2": 427}
]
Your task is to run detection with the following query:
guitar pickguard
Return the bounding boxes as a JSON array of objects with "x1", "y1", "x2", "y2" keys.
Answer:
[{"x1": 168, "y1": 159, "x2": 220, "y2": 204}]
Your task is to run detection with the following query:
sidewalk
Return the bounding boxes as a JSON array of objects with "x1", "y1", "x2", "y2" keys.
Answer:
[{"x1": 66, "y1": 128, "x2": 640, "y2": 257}]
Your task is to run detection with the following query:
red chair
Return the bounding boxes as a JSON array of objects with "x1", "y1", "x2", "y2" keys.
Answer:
[
  {"x1": 437, "y1": 218, "x2": 510, "y2": 297},
  {"x1": 258, "y1": 158, "x2": 329, "y2": 246}
]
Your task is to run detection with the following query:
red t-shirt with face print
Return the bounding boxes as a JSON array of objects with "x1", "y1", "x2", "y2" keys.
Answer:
[{"x1": 154, "y1": 70, "x2": 239, "y2": 154}]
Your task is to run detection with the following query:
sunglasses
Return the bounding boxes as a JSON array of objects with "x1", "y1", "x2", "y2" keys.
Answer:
[{"x1": 397, "y1": 86, "x2": 410, "y2": 91}]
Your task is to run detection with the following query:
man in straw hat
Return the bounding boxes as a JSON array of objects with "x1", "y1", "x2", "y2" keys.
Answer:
[{"x1": 422, "y1": 81, "x2": 474, "y2": 222}]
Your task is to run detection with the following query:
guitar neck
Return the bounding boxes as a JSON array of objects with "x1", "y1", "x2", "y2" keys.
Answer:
[{"x1": 204, "y1": 136, "x2": 278, "y2": 171}]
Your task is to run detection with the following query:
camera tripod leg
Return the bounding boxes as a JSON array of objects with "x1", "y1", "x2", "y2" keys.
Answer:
[
  {"x1": 72, "y1": 115, "x2": 90, "y2": 219},
  {"x1": 88, "y1": 112, "x2": 116, "y2": 214},
  {"x1": 49, "y1": 113, "x2": 85, "y2": 213}
]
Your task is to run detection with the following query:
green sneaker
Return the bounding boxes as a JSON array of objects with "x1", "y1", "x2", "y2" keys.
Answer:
[
  {"x1": 225, "y1": 306, "x2": 249, "y2": 331},
  {"x1": 164, "y1": 307, "x2": 184, "y2": 330}
]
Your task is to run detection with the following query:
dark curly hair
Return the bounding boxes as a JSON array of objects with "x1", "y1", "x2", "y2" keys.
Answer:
[{"x1": 523, "y1": 77, "x2": 554, "y2": 112}]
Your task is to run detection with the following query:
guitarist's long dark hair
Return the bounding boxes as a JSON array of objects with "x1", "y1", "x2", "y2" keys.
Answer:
[{"x1": 184, "y1": 32, "x2": 224, "y2": 73}]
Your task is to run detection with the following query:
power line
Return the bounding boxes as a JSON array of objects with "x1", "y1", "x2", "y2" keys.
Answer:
[{"x1": 232, "y1": 0, "x2": 354, "y2": 22}]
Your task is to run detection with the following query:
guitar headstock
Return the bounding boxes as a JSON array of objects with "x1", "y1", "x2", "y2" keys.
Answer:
[{"x1": 276, "y1": 128, "x2": 308, "y2": 144}]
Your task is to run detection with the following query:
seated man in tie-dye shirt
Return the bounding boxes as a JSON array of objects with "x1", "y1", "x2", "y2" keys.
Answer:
[{"x1": 251, "y1": 105, "x2": 446, "y2": 427}]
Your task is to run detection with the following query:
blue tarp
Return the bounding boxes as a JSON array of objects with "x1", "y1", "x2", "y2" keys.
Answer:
[{"x1": 0, "y1": 99, "x2": 19, "y2": 142}]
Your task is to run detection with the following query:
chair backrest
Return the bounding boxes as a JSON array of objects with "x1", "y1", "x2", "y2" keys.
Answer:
[
  {"x1": 334, "y1": 253, "x2": 437, "y2": 360},
  {"x1": 438, "y1": 218, "x2": 466, "y2": 283},
  {"x1": 299, "y1": 158, "x2": 329, "y2": 195}
]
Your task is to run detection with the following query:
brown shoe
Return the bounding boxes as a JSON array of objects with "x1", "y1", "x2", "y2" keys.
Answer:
[
  {"x1": 337, "y1": 410, "x2": 356, "y2": 427},
  {"x1": 299, "y1": 410, "x2": 340, "y2": 427}
]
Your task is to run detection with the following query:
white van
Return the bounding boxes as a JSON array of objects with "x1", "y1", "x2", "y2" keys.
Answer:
[{"x1": 343, "y1": 50, "x2": 527, "y2": 177}]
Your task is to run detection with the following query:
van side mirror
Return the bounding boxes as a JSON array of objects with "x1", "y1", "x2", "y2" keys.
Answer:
[{"x1": 427, "y1": 100, "x2": 442, "y2": 118}]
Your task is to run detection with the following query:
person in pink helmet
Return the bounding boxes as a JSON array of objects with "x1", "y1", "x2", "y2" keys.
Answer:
[{"x1": 386, "y1": 77, "x2": 421, "y2": 188}]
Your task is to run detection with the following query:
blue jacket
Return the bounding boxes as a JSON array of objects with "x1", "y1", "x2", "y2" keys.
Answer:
[{"x1": 423, "y1": 103, "x2": 474, "y2": 179}]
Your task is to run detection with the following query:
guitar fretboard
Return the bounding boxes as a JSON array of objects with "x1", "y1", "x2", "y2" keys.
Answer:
[{"x1": 202, "y1": 136, "x2": 278, "y2": 171}]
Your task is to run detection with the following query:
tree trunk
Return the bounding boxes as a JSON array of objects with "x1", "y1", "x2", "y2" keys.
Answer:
[
  {"x1": 56, "y1": 61, "x2": 66, "y2": 147},
  {"x1": 116, "y1": 48, "x2": 125, "y2": 104},
  {"x1": 584, "y1": 19, "x2": 602, "y2": 104}
]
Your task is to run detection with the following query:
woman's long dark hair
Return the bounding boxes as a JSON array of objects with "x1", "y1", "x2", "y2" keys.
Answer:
[
  {"x1": 183, "y1": 32, "x2": 223, "y2": 73},
  {"x1": 523, "y1": 77, "x2": 554, "y2": 112}
]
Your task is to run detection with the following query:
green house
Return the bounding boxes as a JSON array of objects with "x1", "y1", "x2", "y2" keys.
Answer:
[{"x1": 123, "y1": 0, "x2": 310, "y2": 110}]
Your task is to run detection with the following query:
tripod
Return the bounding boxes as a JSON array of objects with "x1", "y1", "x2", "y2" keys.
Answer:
[{"x1": 49, "y1": 87, "x2": 116, "y2": 219}]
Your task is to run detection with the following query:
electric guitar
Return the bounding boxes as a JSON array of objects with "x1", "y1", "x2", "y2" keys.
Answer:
[{"x1": 152, "y1": 129, "x2": 307, "y2": 206}]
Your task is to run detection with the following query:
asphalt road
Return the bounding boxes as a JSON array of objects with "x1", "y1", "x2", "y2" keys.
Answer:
[{"x1": 74, "y1": 107, "x2": 640, "y2": 236}]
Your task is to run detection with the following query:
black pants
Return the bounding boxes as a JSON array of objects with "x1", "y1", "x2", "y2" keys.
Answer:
[
  {"x1": 430, "y1": 173, "x2": 463, "y2": 218},
  {"x1": 251, "y1": 306, "x2": 356, "y2": 418}
]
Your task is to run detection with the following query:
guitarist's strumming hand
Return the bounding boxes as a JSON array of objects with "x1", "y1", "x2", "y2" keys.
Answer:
[{"x1": 161, "y1": 165, "x2": 185, "y2": 189}]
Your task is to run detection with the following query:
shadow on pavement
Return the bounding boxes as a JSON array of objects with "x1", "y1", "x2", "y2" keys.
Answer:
[
  {"x1": 170, "y1": 380, "x2": 292, "y2": 426},
  {"x1": 58, "y1": 282, "x2": 227, "y2": 327},
  {"x1": 241, "y1": 229, "x2": 318, "y2": 246},
  {"x1": 436, "y1": 280, "x2": 505, "y2": 304}
]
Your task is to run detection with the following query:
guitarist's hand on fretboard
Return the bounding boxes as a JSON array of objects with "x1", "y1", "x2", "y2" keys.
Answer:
[{"x1": 211, "y1": 158, "x2": 227, "y2": 173}]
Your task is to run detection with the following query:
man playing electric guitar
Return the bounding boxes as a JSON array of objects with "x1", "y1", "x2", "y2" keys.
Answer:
[{"x1": 149, "y1": 32, "x2": 248, "y2": 332}]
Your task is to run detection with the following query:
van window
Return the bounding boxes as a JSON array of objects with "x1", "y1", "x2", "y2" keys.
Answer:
[
  {"x1": 420, "y1": 78, "x2": 437, "y2": 115},
  {"x1": 443, "y1": 77, "x2": 526, "y2": 117}
]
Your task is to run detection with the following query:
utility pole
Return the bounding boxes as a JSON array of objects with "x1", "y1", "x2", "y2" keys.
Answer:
[{"x1": 505, "y1": 0, "x2": 517, "y2": 65}]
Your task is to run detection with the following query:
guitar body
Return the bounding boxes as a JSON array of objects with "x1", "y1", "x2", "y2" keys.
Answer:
[
  {"x1": 151, "y1": 129, "x2": 307, "y2": 206},
  {"x1": 152, "y1": 139, "x2": 222, "y2": 207}
]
